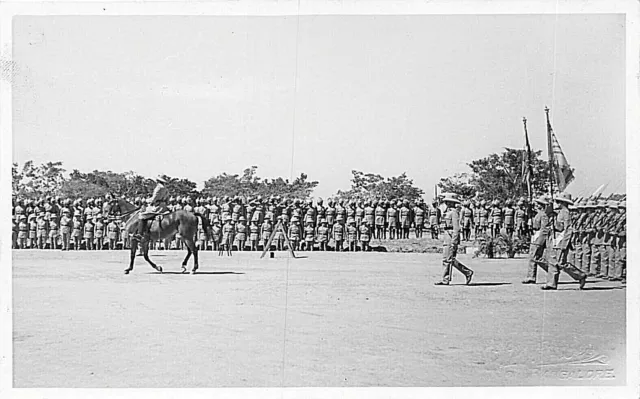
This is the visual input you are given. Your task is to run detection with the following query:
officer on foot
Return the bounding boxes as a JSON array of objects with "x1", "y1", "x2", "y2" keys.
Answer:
[{"x1": 435, "y1": 193, "x2": 474, "y2": 286}]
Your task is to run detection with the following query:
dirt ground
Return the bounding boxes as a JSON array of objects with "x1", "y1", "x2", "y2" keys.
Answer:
[{"x1": 12, "y1": 249, "x2": 626, "y2": 387}]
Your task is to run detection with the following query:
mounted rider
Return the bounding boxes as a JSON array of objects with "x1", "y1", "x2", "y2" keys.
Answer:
[{"x1": 134, "y1": 176, "x2": 170, "y2": 241}]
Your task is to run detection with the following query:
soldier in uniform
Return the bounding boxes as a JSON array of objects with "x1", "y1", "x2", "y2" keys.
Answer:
[
  {"x1": 374, "y1": 200, "x2": 386, "y2": 240},
  {"x1": 48, "y1": 212, "x2": 59, "y2": 250},
  {"x1": 17, "y1": 215, "x2": 28, "y2": 249},
  {"x1": 288, "y1": 220, "x2": 301, "y2": 251},
  {"x1": 94, "y1": 215, "x2": 105, "y2": 250},
  {"x1": 60, "y1": 209, "x2": 72, "y2": 251},
  {"x1": 359, "y1": 221, "x2": 371, "y2": 252},
  {"x1": 428, "y1": 200, "x2": 440, "y2": 239},
  {"x1": 248, "y1": 220, "x2": 259, "y2": 251},
  {"x1": 235, "y1": 216, "x2": 248, "y2": 251},
  {"x1": 400, "y1": 200, "x2": 412, "y2": 239},
  {"x1": 461, "y1": 201, "x2": 473, "y2": 241},
  {"x1": 72, "y1": 214, "x2": 83, "y2": 250},
  {"x1": 355, "y1": 200, "x2": 365, "y2": 240},
  {"x1": 435, "y1": 194, "x2": 474, "y2": 286},
  {"x1": 345, "y1": 218, "x2": 358, "y2": 251},
  {"x1": 316, "y1": 219, "x2": 329, "y2": 251},
  {"x1": 135, "y1": 176, "x2": 170, "y2": 241},
  {"x1": 387, "y1": 201, "x2": 398, "y2": 240},
  {"x1": 333, "y1": 219, "x2": 345, "y2": 252},
  {"x1": 260, "y1": 218, "x2": 273, "y2": 251},
  {"x1": 413, "y1": 199, "x2": 425, "y2": 238},
  {"x1": 107, "y1": 217, "x2": 119, "y2": 250},
  {"x1": 304, "y1": 220, "x2": 315, "y2": 251},
  {"x1": 589, "y1": 200, "x2": 607, "y2": 277},
  {"x1": 210, "y1": 220, "x2": 221, "y2": 252},
  {"x1": 490, "y1": 200, "x2": 503, "y2": 238},
  {"x1": 515, "y1": 199, "x2": 528, "y2": 238},
  {"x1": 600, "y1": 201, "x2": 619, "y2": 279},
  {"x1": 315, "y1": 198, "x2": 326, "y2": 227},
  {"x1": 541, "y1": 193, "x2": 587, "y2": 290},
  {"x1": 83, "y1": 216, "x2": 94, "y2": 250},
  {"x1": 220, "y1": 219, "x2": 235, "y2": 254},
  {"x1": 28, "y1": 214, "x2": 38, "y2": 249},
  {"x1": 611, "y1": 201, "x2": 626, "y2": 282},
  {"x1": 522, "y1": 196, "x2": 550, "y2": 283},
  {"x1": 504, "y1": 199, "x2": 516, "y2": 239}
]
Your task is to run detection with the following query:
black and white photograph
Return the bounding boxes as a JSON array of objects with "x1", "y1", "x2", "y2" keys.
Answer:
[{"x1": 1, "y1": 0, "x2": 638, "y2": 397}]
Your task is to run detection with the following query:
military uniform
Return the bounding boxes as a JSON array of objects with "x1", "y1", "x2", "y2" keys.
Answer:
[
  {"x1": 399, "y1": 201, "x2": 411, "y2": 239},
  {"x1": 428, "y1": 203, "x2": 440, "y2": 239},
  {"x1": 387, "y1": 203, "x2": 398, "y2": 240},
  {"x1": 435, "y1": 194, "x2": 473, "y2": 285},
  {"x1": 359, "y1": 223, "x2": 371, "y2": 252},
  {"x1": 523, "y1": 196, "x2": 550, "y2": 283},
  {"x1": 542, "y1": 194, "x2": 587, "y2": 290},
  {"x1": 503, "y1": 200, "x2": 515, "y2": 238},
  {"x1": 413, "y1": 202, "x2": 425, "y2": 239},
  {"x1": 490, "y1": 201, "x2": 503, "y2": 237}
]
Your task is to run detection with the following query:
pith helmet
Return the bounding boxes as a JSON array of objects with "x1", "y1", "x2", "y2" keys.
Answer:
[
  {"x1": 441, "y1": 193, "x2": 461, "y2": 205},
  {"x1": 554, "y1": 192, "x2": 573, "y2": 205}
]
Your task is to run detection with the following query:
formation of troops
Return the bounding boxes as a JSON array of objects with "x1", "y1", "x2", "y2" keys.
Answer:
[{"x1": 11, "y1": 189, "x2": 626, "y2": 287}]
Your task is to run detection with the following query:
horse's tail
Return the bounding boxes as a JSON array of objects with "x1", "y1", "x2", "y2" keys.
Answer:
[{"x1": 194, "y1": 212, "x2": 212, "y2": 242}]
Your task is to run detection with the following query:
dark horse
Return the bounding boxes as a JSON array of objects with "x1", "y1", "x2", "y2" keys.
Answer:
[{"x1": 114, "y1": 198, "x2": 211, "y2": 274}]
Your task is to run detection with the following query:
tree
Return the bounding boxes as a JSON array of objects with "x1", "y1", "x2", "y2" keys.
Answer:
[
  {"x1": 438, "y1": 148, "x2": 551, "y2": 202},
  {"x1": 15, "y1": 161, "x2": 66, "y2": 198},
  {"x1": 438, "y1": 173, "x2": 476, "y2": 200},
  {"x1": 201, "y1": 167, "x2": 318, "y2": 199},
  {"x1": 336, "y1": 170, "x2": 424, "y2": 201}
]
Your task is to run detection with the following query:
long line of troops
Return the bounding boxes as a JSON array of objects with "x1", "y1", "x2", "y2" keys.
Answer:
[
  {"x1": 11, "y1": 193, "x2": 626, "y2": 278},
  {"x1": 11, "y1": 194, "x2": 529, "y2": 250}
]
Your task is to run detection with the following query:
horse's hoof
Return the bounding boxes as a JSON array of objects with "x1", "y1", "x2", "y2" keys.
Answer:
[
  {"x1": 157, "y1": 266, "x2": 163, "y2": 273},
  {"x1": 181, "y1": 267, "x2": 187, "y2": 274},
  {"x1": 190, "y1": 270, "x2": 197, "y2": 275},
  {"x1": 124, "y1": 270, "x2": 130, "y2": 275}
]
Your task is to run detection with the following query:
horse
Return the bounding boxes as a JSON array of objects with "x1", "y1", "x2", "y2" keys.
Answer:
[{"x1": 113, "y1": 198, "x2": 212, "y2": 274}]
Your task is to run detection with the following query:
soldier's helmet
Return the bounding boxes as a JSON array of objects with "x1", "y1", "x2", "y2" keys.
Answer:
[
  {"x1": 347, "y1": 217, "x2": 355, "y2": 225},
  {"x1": 619, "y1": 201, "x2": 626, "y2": 209},
  {"x1": 607, "y1": 200, "x2": 619, "y2": 209},
  {"x1": 555, "y1": 193, "x2": 574, "y2": 206},
  {"x1": 441, "y1": 193, "x2": 461, "y2": 205},
  {"x1": 155, "y1": 175, "x2": 168, "y2": 184},
  {"x1": 239, "y1": 216, "x2": 246, "y2": 221},
  {"x1": 320, "y1": 218, "x2": 327, "y2": 224},
  {"x1": 317, "y1": 198, "x2": 323, "y2": 205}
]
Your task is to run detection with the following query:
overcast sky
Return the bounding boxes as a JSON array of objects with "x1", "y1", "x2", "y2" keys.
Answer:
[{"x1": 12, "y1": 14, "x2": 626, "y2": 199}]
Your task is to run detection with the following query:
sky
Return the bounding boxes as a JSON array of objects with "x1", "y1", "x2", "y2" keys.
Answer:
[{"x1": 11, "y1": 14, "x2": 626, "y2": 199}]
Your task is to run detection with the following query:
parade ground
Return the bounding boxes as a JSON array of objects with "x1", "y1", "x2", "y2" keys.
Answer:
[{"x1": 12, "y1": 249, "x2": 626, "y2": 387}]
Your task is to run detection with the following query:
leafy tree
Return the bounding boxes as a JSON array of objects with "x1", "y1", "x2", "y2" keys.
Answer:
[
  {"x1": 335, "y1": 170, "x2": 424, "y2": 201},
  {"x1": 438, "y1": 173, "x2": 476, "y2": 200},
  {"x1": 15, "y1": 161, "x2": 65, "y2": 198},
  {"x1": 438, "y1": 148, "x2": 550, "y2": 202},
  {"x1": 201, "y1": 167, "x2": 318, "y2": 199}
]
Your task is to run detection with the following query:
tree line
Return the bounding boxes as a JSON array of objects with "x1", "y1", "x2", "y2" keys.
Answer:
[{"x1": 12, "y1": 148, "x2": 552, "y2": 202}]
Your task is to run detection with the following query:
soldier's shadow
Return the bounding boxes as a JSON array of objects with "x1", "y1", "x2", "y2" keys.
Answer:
[{"x1": 462, "y1": 282, "x2": 511, "y2": 286}]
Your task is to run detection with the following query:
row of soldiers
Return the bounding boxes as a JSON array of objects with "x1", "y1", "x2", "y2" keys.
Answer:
[
  {"x1": 525, "y1": 194, "x2": 626, "y2": 289},
  {"x1": 10, "y1": 193, "x2": 542, "y2": 251}
]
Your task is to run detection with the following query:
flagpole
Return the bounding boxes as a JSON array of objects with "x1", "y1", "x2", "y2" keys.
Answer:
[
  {"x1": 522, "y1": 117, "x2": 533, "y2": 205},
  {"x1": 545, "y1": 106, "x2": 556, "y2": 239}
]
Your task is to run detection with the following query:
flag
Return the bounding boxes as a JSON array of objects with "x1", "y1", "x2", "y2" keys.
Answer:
[
  {"x1": 546, "y1": 116, "x2": 575, "y2": 192},
  {"x1": 521, "y1": 120, "x2": 535, "y2": 197}
]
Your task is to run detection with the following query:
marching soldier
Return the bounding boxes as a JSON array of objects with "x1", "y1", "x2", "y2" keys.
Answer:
[
  {"x1": 611, "y1": 201, "x2": 626, "y2": 282},
  {"x1": 541, "y1": 193, "x2": 587, "y2": 290},
  {"x1": 589, "y1": 200, "x2": 607, "y2": 277},
  {"x1": 522, "y1": 196, "x2": 550, "y2": 284},
  {"x1": 435, "y1": 193, "x2": 474, "y2": 286}
]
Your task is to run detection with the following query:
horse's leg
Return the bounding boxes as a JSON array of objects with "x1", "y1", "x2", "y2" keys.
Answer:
[
  {"x1": 125, "y1": 239, "x2": 138, "y2": 274},
  {"x1": 183, "y1": 238, "x2": 198, "y2": 274},
  {"x1": 142, "y1": 241, "x2": 162, "y2": 272},
  {"x1": 181, "y1": 241, "x2": 192, "y2": 274}
]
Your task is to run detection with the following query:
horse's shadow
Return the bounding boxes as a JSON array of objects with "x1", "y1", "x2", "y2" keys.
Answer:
[{"x1": 148, "y1": 271, "x2": 245, "y2": 275}]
